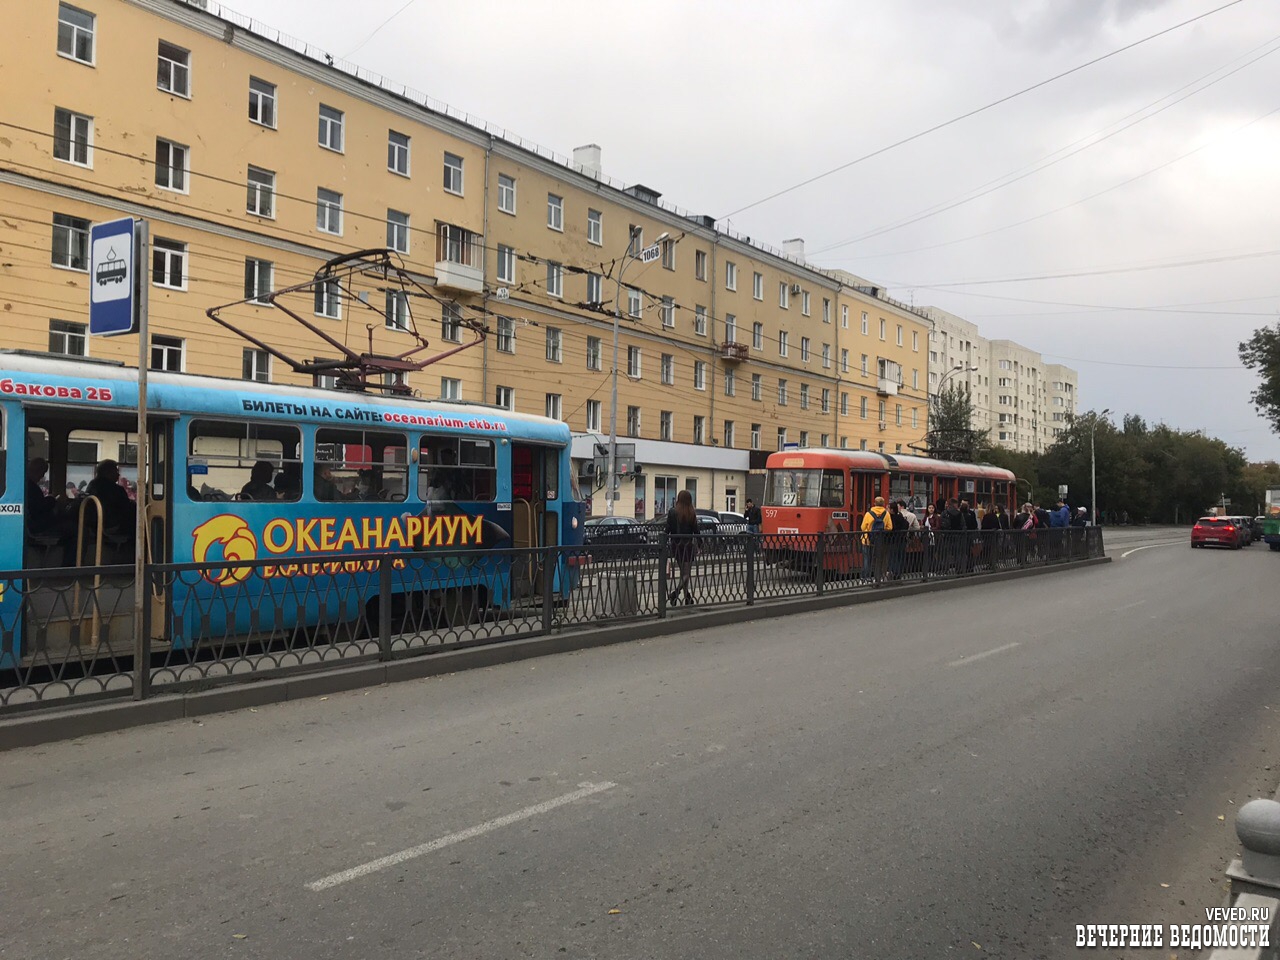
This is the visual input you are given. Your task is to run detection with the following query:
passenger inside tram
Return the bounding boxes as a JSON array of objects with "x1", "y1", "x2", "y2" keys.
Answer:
[{"x1": 239, "y1": 460, "x2": 277, "y2": 500}]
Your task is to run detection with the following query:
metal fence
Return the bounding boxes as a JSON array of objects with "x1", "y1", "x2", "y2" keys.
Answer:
[{"x1": 0, "y1": 528, "x2": 1103, "y2": 712}]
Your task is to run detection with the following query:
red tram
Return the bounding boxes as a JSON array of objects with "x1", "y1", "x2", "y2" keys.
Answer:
[{"x1": 761, "y1": 449, "x2": 1018, "y2": 572}]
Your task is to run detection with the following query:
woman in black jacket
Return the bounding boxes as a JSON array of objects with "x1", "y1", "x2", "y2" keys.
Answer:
[{"x1": 666, "y1": 490, "x2": 700, "y2": 605}]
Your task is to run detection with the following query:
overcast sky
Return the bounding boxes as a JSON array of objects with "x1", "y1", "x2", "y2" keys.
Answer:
[{"x1": 240, "y1": 0, "x2": 1280, "y2": 461}]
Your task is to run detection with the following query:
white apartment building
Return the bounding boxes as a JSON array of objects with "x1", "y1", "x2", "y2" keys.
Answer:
[{"x1": 923, "y1": 309, "x2": 1078, "y2": 454}]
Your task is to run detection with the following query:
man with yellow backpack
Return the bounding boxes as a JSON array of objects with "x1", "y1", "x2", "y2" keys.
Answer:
[{"x1": 860, "y1": 496, "x2": 893, "y2": 583}]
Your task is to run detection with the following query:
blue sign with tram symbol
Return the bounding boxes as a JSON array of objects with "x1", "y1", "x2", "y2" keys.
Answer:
[{"x1": 89, "y1": 217, "x2": 137, "y2": 336}]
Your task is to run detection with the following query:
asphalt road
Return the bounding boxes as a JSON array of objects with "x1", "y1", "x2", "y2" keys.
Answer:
[{"x1": 3, "y1": 528, "x2": 1278, "y2": 959}]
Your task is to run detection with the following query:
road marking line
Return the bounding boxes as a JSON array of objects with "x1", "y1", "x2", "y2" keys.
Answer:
[
  {"x1": 949, "y1": 642, "x2": 1020, "y2": 667},
  {"x1": 1114, "y1": 599, "x2": 1147, "y2": 611},
  {"x1": 305, "y1": 781, "x2": 617, "y2": 892},
  {"x1": 1120, "y1": 542, "x2": 1185, "y2": 558}
]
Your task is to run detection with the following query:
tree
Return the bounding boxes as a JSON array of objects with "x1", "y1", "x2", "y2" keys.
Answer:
[
  {"x1": 927, "y1": 383, "x2": 988, "y2": 462},
  {"x1": 1239, "y1": 322, "x2": 1280, "y2": 434}
]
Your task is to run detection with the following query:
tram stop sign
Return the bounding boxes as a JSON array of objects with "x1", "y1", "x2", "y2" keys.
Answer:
[{"x1": 89, "y1": 217, "x2": 138, "y2": 336}]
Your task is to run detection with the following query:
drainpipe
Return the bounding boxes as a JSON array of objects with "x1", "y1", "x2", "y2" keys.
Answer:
[
  {"x1": 480, "y1": 138, "x2": 493, "y2": 403},
  {"x1": 708, "y1": 232, "x2": 718, "y2": 512}
]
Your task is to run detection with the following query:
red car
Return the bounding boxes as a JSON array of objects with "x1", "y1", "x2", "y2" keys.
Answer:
[{"x1": 1191, "y1": 516, "x2": 1244, "y2": 549}]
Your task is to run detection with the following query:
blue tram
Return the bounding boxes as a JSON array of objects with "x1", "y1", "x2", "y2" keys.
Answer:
[{"x1": 0, "y1": 352, "x2": 584, "y2": 667}]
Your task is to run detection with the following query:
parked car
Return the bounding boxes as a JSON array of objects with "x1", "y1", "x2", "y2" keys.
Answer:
[
  {"x1": 584, "y1": 516, "x2": 648, "y2": 548},
  {"x1": 1191, "y1": 516, "x2": 1244, "y2": 549},
  {"x1": 717, "y1": 511, "x2": 748, "y2": 532},
  {"x1": 1231, "y1": 517, "x2": 1254, "y2": 547},
  {"x1": 1251, "y1": 516, "x2": 1266, "y2": 542}
]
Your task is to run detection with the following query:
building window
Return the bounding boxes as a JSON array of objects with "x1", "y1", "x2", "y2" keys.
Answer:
[
  {"x1": 861, "y1": 311, "x2": 869, "y2": 335},
  {"x1": 546, "y1": 262, "x2": 563, "y2": 298},
  {"x1": 660, "y1": 411, "x2": 673, "y2": 441},
  {"x1": 545, "y1": 327, "x2": 562, "y2": 363},
  {"x1": 751, "y1": 424, "x2": 761, "y2": 449},
  {"x1": 878, "y1": 399, "x2": 886, "y2": 421},
  {"x1": 314, "y1": 278, "x2": 341, "y2": 319},
  {"x1": 51, "y1": 213, "x2": 89, "y2": 271},
  {"x1": 879, "y1": 319, "x2": 887, "y2": 340},
  {"x1": 723, "y1": 420, "x2": 735, "y2": 448},
  {"x1": 586, "y1": 336, "x2": 601, "y2": 371},
  {"x1": 246, "y1": 166, "x2": 275, "y2": 217},
  {"x1": 627, "y1": 225, "x2": 642, "y2": 256},
  {"x1": 493, "y1": 245, "x2": 516, "y2": 285},
  {"x1": 777, "y1": 428, "x2": 787, "y2": 450},
  {"x1": 860, "y1": 396, "x2": 868, "y2": 419},
  {"x1": 627, "y1": 287, "x2": 642, "y2": 318},
  {"x1": 497, "y1": 174, "x2": 516, "y2": 214},
  {"x1": 912, "y1": 369, "x2": 919, "y2": 390},
  {"x1": 586, "y1": 399, "x2": 601, "y2": 431},
  {"x1": 57, "y1": 4, "x2": 95, "y2": 64},
  {"x1": 496, "y1": 316, "x2": 516, "y2": 353},
  {"x1": 695, "y1": 250, "x2": 708, "y2": 281},
  {"x1": 150, "y1": 334, "x2": 183, "y2": 372},
  {"x1": 840, "y1": 437, "x2": 848, "y2": 449},
  {"x1": 725, "y1": 314, "x2": 737, "y2": 344},
  {"x1": 497, "y1": 385, "x2": 515, "y2": 411},
  {"x1": 821, "y1": 388, "x2": 830, "y2": 414},
  {"x1": 155, "y1": 138, "x2": 188, "y2": 192},
  {"x1": 627, "y1": 406, "x2": 641, "y2": 438},
  {"x1": 895, "y1": 404, "x2": 903, "y2": 426},
  {"x1": 896, "y1": 324, "x2": 904, "y2": 346},
  {"x1": 435, "y1": 302, "x2": 460, "y2": 343},
  {"x1": 840, "y1": 392, "x2": 849, "y2": 416},
  {"x1": 822, "y1": 343, "x2": 831, "y2": 369},
  {"x1": 753, "y1": 272, "x2": 764, "y2": 300},
  {"x1": 53, "y1": 108, "x2": 92, "y2": 167},
  {"x1": 49, "y1": 319, "x2": 87, "y2": 357},
  {"x1": 660, "y1": 296, "x2": 674, "y2": 327},
  {"x1": 779, "y1": 282, "x2": 789, "y2": 309},
  {"x1": 751, "y1": 373, "x2": 762, "y2": 401},
  {"x1": 842, "y1": 305, "x2": 849, "y2": 329},
  {"x1": 661, "y1": 353, "x2": 674, "y2": 385},
  {"x1": 661, "y1": 238, "x2": 676, "y2": 270},
  {"x1": 861, "y1": 354, "x2": 869, "y2": 377},
  {"x1": 694, "y1": 306, "x2": 707, "y2": 336},
  {"x1": 385, "y1": 291, "x2": 410, "y2": 331},
  {"x1": 912, "y1": 330, "x2": 919, "y2": 351},
  {"x1": 248, "y1": 77, "x2": 276, "y2": 127},
  {"x1": 724, "y1": 368, "x2": 735, "y2": 397},
  {"x1": 778, "y1": 379, "x2": 788, "y2": 405},
  {"x1": 778, "y1": 331, "x2": 789, "y2": 357},
  {"x1": 800, "y1": 384, "x2": 809, "y2": 409},
  {"x1": 242, "y1": 348, "x2": 269, "y2": 383},
  {"x1": 244, "y1": 258, "x2": 272, "y2": 303},
  {"x1": 441, "y1": 377, "x2": 461, "y2": 401},
  {"x1": 693, "y1": 416, "x2": 705, "y2": 445},
  {"x1": 586, "y1": 208, "x2": 602, "y2": 245},
  {"x1": 151, "y1": 238, "x2": 186, "y2": 290},
  {"x1": 587, "y1": 273, "x2": 603, "y2": 305},
  {"x1": 694, "y1": 361, "x2": 706, "y2": 391},
  {"x1": 840, "y1": 349, "x2": 849, "y2": 373},
  {"x1": 386, "y1": 209, "x2": 410, "y2": 254},
  {"x1": 912, "y1": 408, "x2": 919, "y2": 429},
  {"x1": 545, "y1": 394, "x2": 562, "y2": 420},
  {"x1": 442, "y1": 152, "x2": 464, "y2": 194},
  {"x1": 823, "y1": 298, "x2": 831, "y2": 324},
  {"x1": 316, "y1": 188, "x2": 343, "y2": 235},
  {"x1": 157, "y1": 41, "x2": 190, "y2": 96},
  {"x1": 752, "y1": 322, "x2": 763, "y2": 350},
  {"x1": 799, "y1": 431, "x2": 809, "y2": 448},
  {"x1": 627, "y1": 345, "x2": 642, "y2": 379},
  {"x1": 318, "y1": 104, "x2": 344, "y2": 152},
  {"x1": 547, "y1": 193, "x2": 563, "y2": 230},
  {"x1": 387, "y1": 130, "x2": 411, "y2": 175},
  {"x1": 802, "y1": 291, "x2": 811, "y2": 316},
  {"x1": 860, "y1": 439, "x2": 868, "y2": 451},
  {"x1": 725, "y1": 261, "x2": 737, "y2": 291},
  {"x1": 800, "y1": 337, "x2": 811, "y2": 362}
]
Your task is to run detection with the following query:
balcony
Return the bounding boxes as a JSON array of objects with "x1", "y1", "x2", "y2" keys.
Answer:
[
  {"x1": 435, "y1": 223, "x2": 483, "y2": 294},
  {"x1": 720, "y1": 341, "x2": 749, "y2": 363},
  {"x1": 876, "y1": 377, "x2": 898, "y2": 396}
]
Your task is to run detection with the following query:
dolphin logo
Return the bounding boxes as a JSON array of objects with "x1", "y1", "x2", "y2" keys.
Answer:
[{"x1": 192, "y1": 515, "x2": 258, "y2": 586}]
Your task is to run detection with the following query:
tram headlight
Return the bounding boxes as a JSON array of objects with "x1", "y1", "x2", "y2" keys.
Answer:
[{"x1": 571, "y1": 516, "x2": 579, "y2": 528}]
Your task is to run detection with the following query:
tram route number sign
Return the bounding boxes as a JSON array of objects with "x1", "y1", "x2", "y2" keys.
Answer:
[{"x1": 89, "y1": 217, "x2": 139, "y2": 336}]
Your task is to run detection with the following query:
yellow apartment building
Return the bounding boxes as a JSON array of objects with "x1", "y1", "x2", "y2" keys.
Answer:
[{"x1": 1, "y1": 0, "x2": 929, "y2": 516}]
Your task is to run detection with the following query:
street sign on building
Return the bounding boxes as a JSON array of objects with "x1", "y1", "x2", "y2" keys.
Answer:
[
  {"x1": 89, "y1": 217, "x2": 138, "y2": 336},
  {"x1": 1058, "y1": 484, "x2": 1069, "y2": 498},
  {"x1": 639, "y1": 243, "x2": 661, "y2": 264}
]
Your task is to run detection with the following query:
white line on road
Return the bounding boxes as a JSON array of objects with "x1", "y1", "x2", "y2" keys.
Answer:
[
  {"x1": 305, "y1": 781, "x2": 618, "y2": 892},
  {"x1": 1120, "y1": 542, "x2": 1185, "y2": 558},
  {"x1": 948, "y1": 642, "x2": 1020, "y2": 667},
  {"x1": 1113, "y1": 599, "x2": 1147, "y2": 611}
]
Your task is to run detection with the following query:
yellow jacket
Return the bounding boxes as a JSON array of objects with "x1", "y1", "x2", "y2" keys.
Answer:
[{"x1": 860, "y1": 506, "x2": 892, "y2": 545}]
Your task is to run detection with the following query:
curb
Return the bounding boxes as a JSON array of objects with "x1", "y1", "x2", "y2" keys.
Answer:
[{"x1": 0, "y1": 555, "x2": 1110, "y2": 751}]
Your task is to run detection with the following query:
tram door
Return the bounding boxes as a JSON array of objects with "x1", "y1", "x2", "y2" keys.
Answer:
[{"x1": 511, "y1": 444, "x2": 561, "y2": 596}]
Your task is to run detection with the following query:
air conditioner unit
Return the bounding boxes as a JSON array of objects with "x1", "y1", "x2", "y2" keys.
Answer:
[
  {"x1": 878, "y1": 421, "x2": 887, "y2": 431},
  {"x1": 790, "y1": 284, "x2": 802, "y2": 296}
]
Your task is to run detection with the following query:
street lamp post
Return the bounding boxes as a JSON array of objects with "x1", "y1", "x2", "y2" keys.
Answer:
[
  {"x1": 1089, "y1": 408, "x2": 1111, "y2": 526},
  {"x1": 606, "y1": 231, "x2": 668, "y2": 517}
]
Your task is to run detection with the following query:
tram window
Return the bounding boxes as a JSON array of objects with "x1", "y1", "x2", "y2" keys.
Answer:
[
  {"x1": 419, "y1": 436, "x2": 495, "y2": 502},
  {"x1": 69, "y1": 429, "x2": 136, "y2": 496},
  {"x1": 314, "y1": 428, "x2": 407, "y2": 502},
  {"x1": 889, "y1": 473, "x2": 911, "y2": 507},
  {"x1": 911, "y1": 474, "x2": 934, "y2": 513},
  {"x1": 188, "y1": 420, "x2": 301, "y2": 502},
  {"x1": 763, "y1": 468, "x2": 844, "y2": 508},
  {"x1": 819, "y1": 470, "x2": 845, "y2": 508}
]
